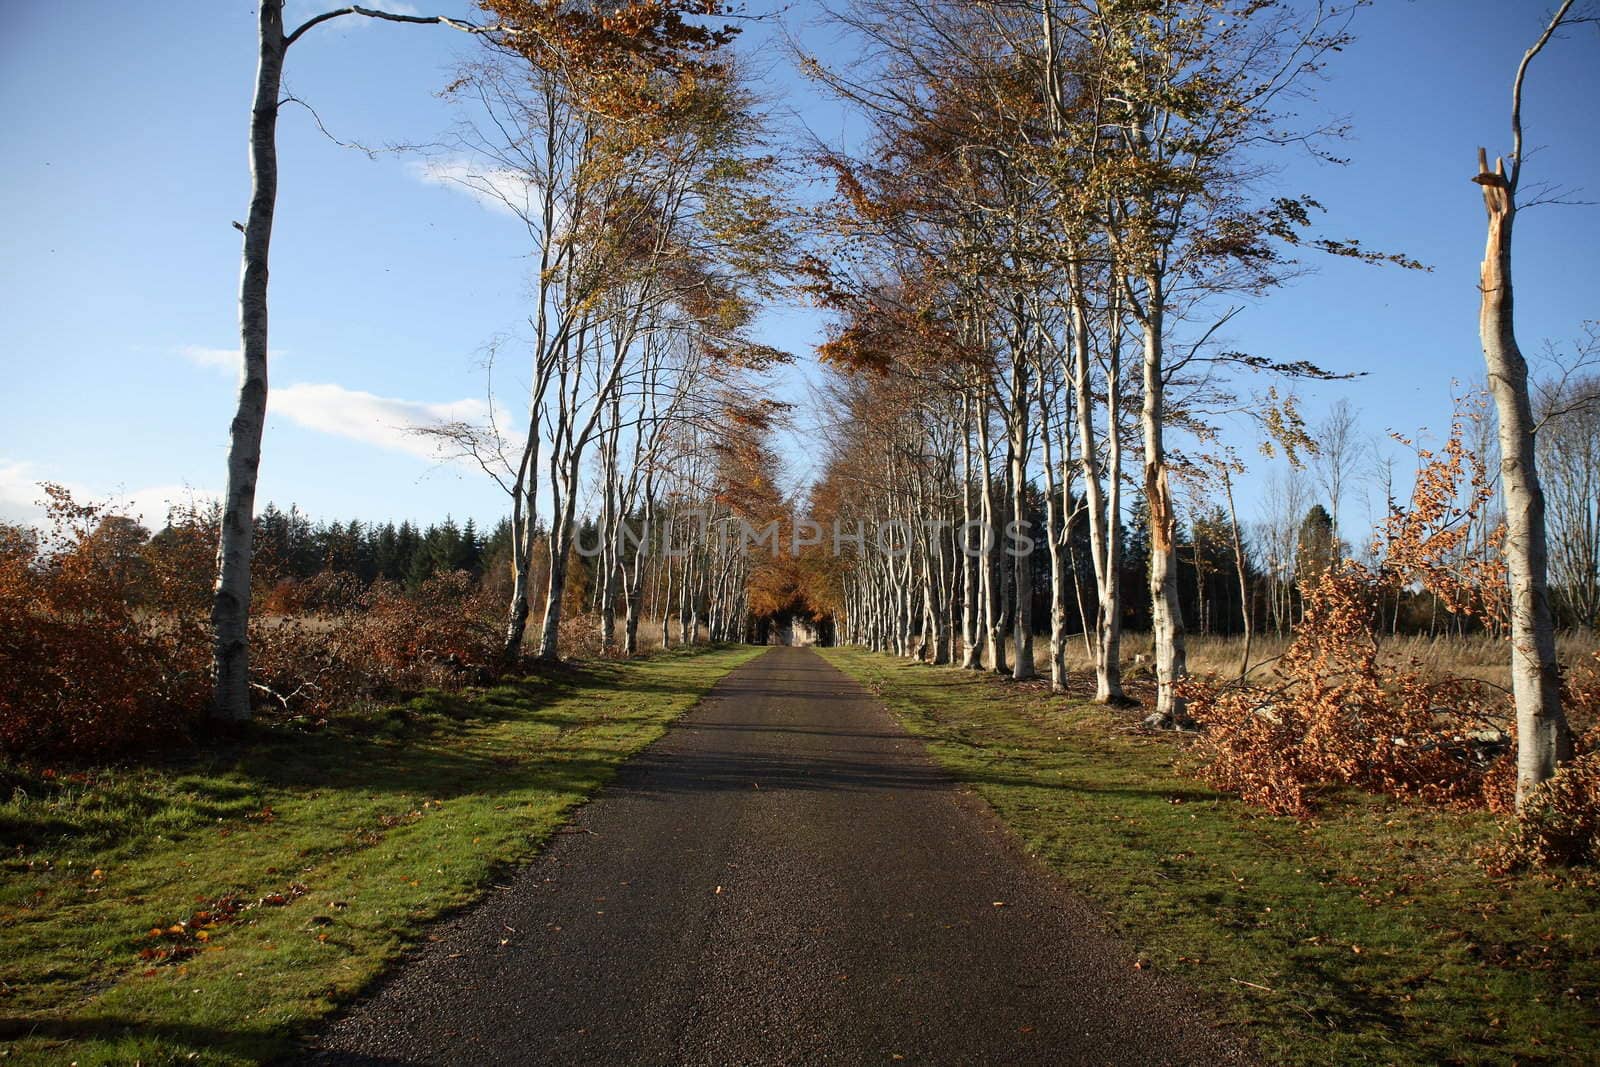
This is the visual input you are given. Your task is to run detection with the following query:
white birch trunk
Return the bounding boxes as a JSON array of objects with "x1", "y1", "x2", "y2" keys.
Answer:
[
  {"x1": 1476, "y1": 147, "x2": 1572, "y2": 803},
  {"x1": 1137, "y1": 279, "x2": 1188, "y2": 727},
  {"x1": 210, "y1": 2, "x2": 286, "y2": 722}
]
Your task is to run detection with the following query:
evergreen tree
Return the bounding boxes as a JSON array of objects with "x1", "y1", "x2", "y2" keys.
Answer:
[
  {"x1": 457, "y1": 518, "x2": 483, "y2": 575},
  {"x1": 395, "y1": 521, "x2": 421, "y2": 584},
  {"x1": 1123, "y1": 494, "x2": 1154, "y2": 632},
  {"x1": 1296, "y1": 504, "x2": 1335, "y2": 593},
  {"x1": 372, "y1": 522, "x2": 400, "y2": 582}
]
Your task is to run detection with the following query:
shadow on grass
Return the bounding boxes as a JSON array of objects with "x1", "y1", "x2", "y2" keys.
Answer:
[
  {"x1": 0, "y1": 1015, "x2": 431, "y2": 1066},
  {"x1": 1, "y1": 650, "x2": 738, "y2": 857},
  {"x1": 0, "y1": 1016, "x2": 275, "y2": 1060}
]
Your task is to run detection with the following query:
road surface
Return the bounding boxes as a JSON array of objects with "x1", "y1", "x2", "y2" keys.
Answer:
[{"x1": 311, "y1": 646, "x2": 1247, "y2": 1065}]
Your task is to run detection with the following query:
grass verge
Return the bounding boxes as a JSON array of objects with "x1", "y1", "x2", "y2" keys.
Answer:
[
  {"x1": 822, "y1": 647, "x2": 1600, "y2": 1066},
  {"x1": 0, "y1": 644, "x2": 763, "y2": 1065}
]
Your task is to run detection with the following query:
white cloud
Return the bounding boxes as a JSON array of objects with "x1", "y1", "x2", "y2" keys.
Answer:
[
  {"x1": 123, "y1": 485, "x2": 219, "y2": 528},
  {"x1": 0, "y1": 459, "x2": 217, "y2": 531},
  {"x1": 273, "y1": 382, "x2": 494, "y2": 461},
  {"x1": 176, "y1": 344, "x2": 289, "y2": 379},
  {"x1": 179, "y1": 345, "x2": 241, "y2": 373},
  {"x1": 411, "y1": 158, "x2": 536, "y2": 218},
  {"x1": 0, "y1": 460, "x2": 49, "y2": 526}
]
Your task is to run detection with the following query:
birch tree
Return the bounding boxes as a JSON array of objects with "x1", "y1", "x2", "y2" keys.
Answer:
[
  {"x1": 1537, "y1": 347, "x2": 1600, "y2": 629},
  {"x1": 427, "y1": 8, "x2": 784, "y2": 662},
  {"x1": 212, "y1": 1, "x2": 493, "y2": 722},
  {"x1": 1471, "y1": 0, "x2": 1591, "y2": 803},
  {"x1": 1314, "y1": 398, "x2": 1364, "y2": 561},
  {"x1": 1079, "y1": 0, "x2": 1411, "y2": 726}
]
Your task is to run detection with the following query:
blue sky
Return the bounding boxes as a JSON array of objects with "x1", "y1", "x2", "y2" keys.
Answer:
[{"x1": 0, "y1": 0, "x2": 1595, "y2": 536}]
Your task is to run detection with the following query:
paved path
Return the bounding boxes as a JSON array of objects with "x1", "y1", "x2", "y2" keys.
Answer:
[{"x1": 312, "y1": 647, "x2": 1247, "y2": 1065}]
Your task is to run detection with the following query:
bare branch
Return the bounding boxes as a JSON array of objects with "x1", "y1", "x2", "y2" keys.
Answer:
[
  {"x1": 278, "y1": 91, "x2": 381, "y2": 158},
  {"x1": 285, "y1": 6, "x2": 492, "y2": 49},
  {"x1": 1507, "y1": 0, "x2": 1579, "y2": 191}
]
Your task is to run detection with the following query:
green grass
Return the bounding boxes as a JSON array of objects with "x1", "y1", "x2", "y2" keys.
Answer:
[
  {"x1": 822, "y1": 647, "x2": 1600, "y2": 1066},
  {"x1": 0, "y1": 644, "x2": 763, "y2": 1065}
]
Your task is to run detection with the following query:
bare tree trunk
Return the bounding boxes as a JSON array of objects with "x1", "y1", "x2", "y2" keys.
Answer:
[
  {"x1": 598, "y1": 426, "x2": 620, "y2": 654},
  {"x1": 678, "y1": 546, "x2": 693, "y2": 645},
  {"x1": 1040, "y1": 387, "x2": 1069, "y2": 692},
  {"x1": 933, "y1": 516, "x2": 954, "y2": 664},
  {"x1": 959, "y1": 389, "x2": 984, "y2": 668},
  {"x1": 1071, "y1": 269, "x2": 1128, "y2": 703},
  {"x1": 1222, "y1": 469, "x2": 1253, "y2": 680},
  {"x1": 1473, "y1": 0, "x2": 1579, "y2": 804},
  {"x1": 210, "y1": 1, "x2": 489, "y2": 719},
  {"x1": 659, "y1": 553, "x2": 674, "y2": 649},
  {"x1": 504, "y1": 556, "x2": 531, "y2": 660},
  {"x1": 621, "y1": 495, "x2": 654, "y2": 658},
  {"x1": 536, "y1": 528, "x2": 570, "y2": 661},
  {"x1": 978, "y1": 392, "x2": 1007, "y2": 674},
  {"x1": 1476, "y1": 145, "x2": 1573, "y2": 802},
  {"x1": 912, "y1": 473, "x2": 946, "y2": 664},
  {"x1": 210, "y1": 2, "x2": 286, "y2": 723},
  {"x1": 536, "y1": 465, "x2": 579, "y2": 660},
  {"x1": 1009, "y1": 391, "x2": 1035, "y2": 681},
  {"x1": 1136, "y1": 279, "x2": 1189, "y2": 727},
  {"x1": 1099, "y1": 326, "x2": 1127, "y2": 704}
]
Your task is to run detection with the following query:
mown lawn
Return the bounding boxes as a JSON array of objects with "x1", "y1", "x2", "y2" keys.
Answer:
[
  {"x1": 823, "y1": 647, "x2": 1600, "y2": 1066},
  {"x1": 0, "y1": 644, "x2": 762, "y2": 1065}
]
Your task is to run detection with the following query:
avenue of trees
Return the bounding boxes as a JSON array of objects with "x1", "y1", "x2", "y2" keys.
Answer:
[
  {"x1": 795, "y1": 0, "x2": 1419, "y2": 717},
  {"x1": 212, "y1": 0, "x2": 790, "y2": 718},
  {"x1": 1, "y1": 2, "x2": 1595, "y2": 841},
  {"x1": 790, "y1": 0, "x2": 1596, "y2": 814}
]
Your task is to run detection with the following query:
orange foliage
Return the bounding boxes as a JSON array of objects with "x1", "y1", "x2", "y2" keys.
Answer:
[
  {"x1": 249, "y1": 573, "x2": 502, "y2": 720},
  {"x1": 1186, "y1": 410, "x2": 1518, "y2": 815},
  {"x1": 1, "y1": 486, "x2": 509, "y2": 755},
  {"x1": 1378, "y1": 400, "x2": 1507, "y2": 626},
  {"x1": 1185, "y1": 565, "x2": 1510, "y2": 814},
  {"x1": 479, "y1": 0, "x2": 738, "y2": 123},
  {"x1": 1486, "y1": 751, "x2": 1600, "y2": 874},
  {"x1": 0, "y1": 487, "x2": 210, "y2": 757}
]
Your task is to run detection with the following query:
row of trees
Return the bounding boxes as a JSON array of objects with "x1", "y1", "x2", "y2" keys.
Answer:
[
  {"x1": 211, "y1": 1, "x2": 787, "y2": 719},
  {"x1": 791, "y1": 0, "x2": 1591, "y2": 808},
  {"x1": 19, "y1": 505, "x2": 504, "y2": 607},
  {"x1": 252, "y1": 505, "x2": 502, "y2": 587},
  {"x1": 797, "y1": 0, "x2": 1409, "y2": 723}
]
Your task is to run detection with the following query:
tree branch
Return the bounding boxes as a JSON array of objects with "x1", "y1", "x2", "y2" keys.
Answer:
[
  {"x1": 285, "y1": 6, "x2": 492, "y2": 49},
  {"x1": 1508, "y1": 0, "x2": 1579, "y2": 192}
]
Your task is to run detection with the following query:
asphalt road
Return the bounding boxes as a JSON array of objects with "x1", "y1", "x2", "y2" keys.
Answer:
[{"x1": 310, "y1": 646, "x2": 1248, "y2": 1066}]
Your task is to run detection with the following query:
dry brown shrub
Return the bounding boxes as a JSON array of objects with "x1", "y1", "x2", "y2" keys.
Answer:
[
  {"x1": 2, "y1": 486, "x2": 512, "y2": 753},
  {"x1": 0, "y1": 487, "x2": 210, "y2": 757},
  {"x1": 1186, "y1": 407, "x2": 1517, "y2": 815},
  {"x1": 249, "y1": 572, "x2": 502, "y2": 720},
  {"x1": 558, "y1": 611, "x2": 604, "y2": 661},
  {"x1": 260, "y1": 579, "x2": 305, "y2": 616},
  {"x1": 1561, "y1": 652, "x2": 1600, "y2": 752},
  {"x1": 1185, "y1": 568, "x2": 1510, "y2": 814},
  {"x1": 1485, "y1": 751, "x2": 1600, "y2": 874}
]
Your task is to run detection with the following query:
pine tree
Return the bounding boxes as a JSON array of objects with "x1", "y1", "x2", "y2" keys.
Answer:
[
  {"x1": 395, "y1": 521, "x2": 421, "y2": 585},
  {"x1": 1297, "y1": 505, "x2": 1335, "y2": 594},
  {"x1": 457, "y1": 518, "x2": 483, "y2": 576}
]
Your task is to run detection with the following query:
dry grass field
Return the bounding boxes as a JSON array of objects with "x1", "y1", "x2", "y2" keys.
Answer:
[{"x1": 1027, "y1": 631, "x2": 1600, "y2": 692}]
